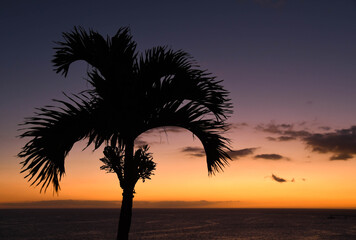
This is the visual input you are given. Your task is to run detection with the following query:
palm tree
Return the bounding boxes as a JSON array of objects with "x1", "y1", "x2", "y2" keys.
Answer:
[{"x1": 18, "y1": 26, "x2": 232, "y2": 240}]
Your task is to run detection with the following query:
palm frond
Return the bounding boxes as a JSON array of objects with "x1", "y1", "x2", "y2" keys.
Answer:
[
  {"x1": 18, "y1": 93, "x2": 97, "y2": 192},
  {"x1": 136, "y1": 100, "x2": 231, "y2": 173},
  {"x1": 136, "y1": 47, "x2": 232, "y2": 120},
  {"x1": 53, "y1": 26, "x2": 137, "y2": 82}
]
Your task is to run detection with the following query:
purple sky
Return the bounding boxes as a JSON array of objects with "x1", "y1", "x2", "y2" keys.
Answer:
[
  {"x1": 1, "y1": 0, "x2": 355, "y2": 127},
  {"x1": 1, "y1": 0, "x2": 356, "y2": 205}
]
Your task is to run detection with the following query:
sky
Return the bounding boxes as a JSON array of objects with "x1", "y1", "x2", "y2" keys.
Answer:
[{"x1": 0, "y1": 0, "x2": 356, "y2": 208}]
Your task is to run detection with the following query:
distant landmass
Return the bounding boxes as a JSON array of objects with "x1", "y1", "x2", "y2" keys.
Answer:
[{"x1": 0, "y1": 200, "x2": 241, "y2": 209}]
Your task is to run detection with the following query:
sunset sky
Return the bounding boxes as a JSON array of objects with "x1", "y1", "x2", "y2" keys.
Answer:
[{"x1": 1, "y1": 0, "x2": 356, "y2": 208}]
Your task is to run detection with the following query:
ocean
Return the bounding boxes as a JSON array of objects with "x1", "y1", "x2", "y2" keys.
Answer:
[{"x1": 1, "y1": 208, "x2": 356, "y2": 240}]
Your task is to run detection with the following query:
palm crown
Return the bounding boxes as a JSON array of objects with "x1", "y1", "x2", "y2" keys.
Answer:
[{"x1": 18, "y1": 27, "x2": 232, "y2": 193}]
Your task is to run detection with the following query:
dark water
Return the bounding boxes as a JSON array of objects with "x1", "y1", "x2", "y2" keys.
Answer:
[{"x1": 1, "y1": 208, "x2": 356, "y2": 240}]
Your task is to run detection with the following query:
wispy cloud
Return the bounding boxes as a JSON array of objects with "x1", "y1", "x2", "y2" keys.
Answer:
[
  {"x1": 182, "y1": 146, "x2": 205, "y2": 157},
  {"x1": 255, "y1": 154, "x2": 290, "y2": 161},
  {"x1": 228, "y1": 148, "x2": 258, "y2": 160}
]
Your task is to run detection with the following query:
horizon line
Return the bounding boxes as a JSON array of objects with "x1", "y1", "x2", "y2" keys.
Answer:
[{"x1": 1, "y1": 200, "x2": 355, "y2": 210}]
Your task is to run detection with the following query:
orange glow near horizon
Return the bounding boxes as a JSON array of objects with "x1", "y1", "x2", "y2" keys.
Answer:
[{"x1": 1, "y1": 127, "x2": 356, "y2": 209}]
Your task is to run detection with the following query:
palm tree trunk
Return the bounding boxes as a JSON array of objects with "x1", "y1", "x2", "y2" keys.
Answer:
[
  {"x1": 117, "y1": 139, "x2": 135, "y2": 240},
  {"x1": 117, "y1": 188, "x2": 134, "y2": 240}
]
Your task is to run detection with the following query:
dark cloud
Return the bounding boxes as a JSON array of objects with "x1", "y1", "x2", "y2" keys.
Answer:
[
  {"x1": 330, "y1": 153, "x2": 353, "y2": 161},
  {"x1": 304, "y1": 126, "x2": 356, "y2": 160},
  {"x1": 271, "y1": 174, "x2": 287, "y2": 183},
  {"x1": 257, "y1": 122, "x2": 356, "y2": 161},
  {"x1": 228, "y1": 148, "x2": 258, "y2": 159},
  {"x1": 182, "y1": 146, "x2": 205, "y2": 157},
  {"x1": 254, "y1": 154, "x2": 289, "y2": 161},
  {"x1": 184, "y1": 123, "x2": 356, "y2": 162}
]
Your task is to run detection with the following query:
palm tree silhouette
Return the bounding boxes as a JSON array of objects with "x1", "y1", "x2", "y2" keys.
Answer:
[{"x1": 18, "y1": 27, "x2": 232, "y2": 240}]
